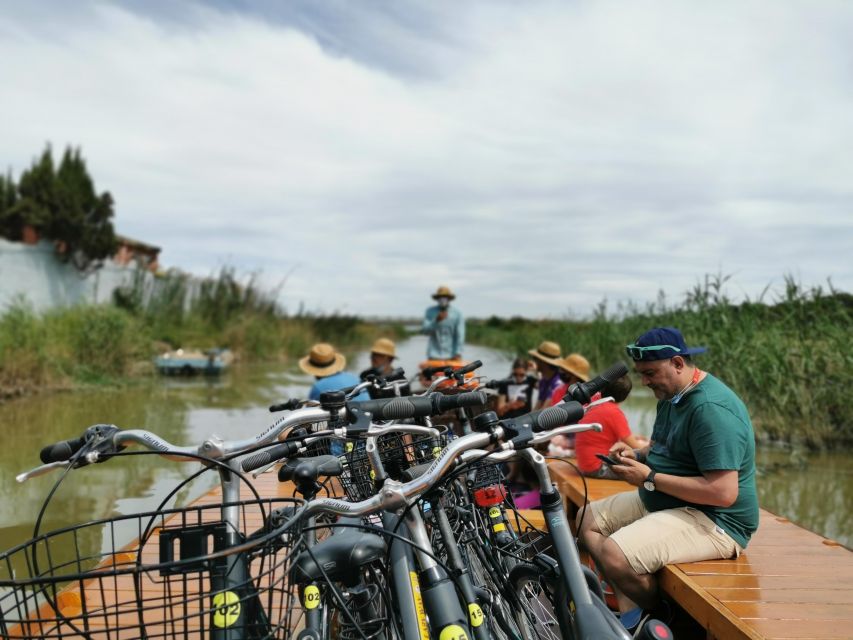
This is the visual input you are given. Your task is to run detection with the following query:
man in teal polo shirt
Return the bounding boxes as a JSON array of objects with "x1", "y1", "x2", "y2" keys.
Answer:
[{"x1": 576, "y1": 327, "x2": 758, "y2": 632}]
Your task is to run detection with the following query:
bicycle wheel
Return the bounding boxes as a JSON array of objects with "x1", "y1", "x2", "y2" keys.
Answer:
[{"x1": 505, "y1": 561, "x2": 574, "y2": 640}]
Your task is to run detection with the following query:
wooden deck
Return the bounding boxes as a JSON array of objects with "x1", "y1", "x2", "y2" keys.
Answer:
[
  {"x1": 548, "y1": 460, "x2": 853, "y2": 640},
  {"x1": 10, "y1": 459, "x2": 852, "y2": 639}
]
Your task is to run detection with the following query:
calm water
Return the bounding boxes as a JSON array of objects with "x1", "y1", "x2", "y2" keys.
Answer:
[{"x1": 1, "y1": 336, "x2": 850, "y2": 553}]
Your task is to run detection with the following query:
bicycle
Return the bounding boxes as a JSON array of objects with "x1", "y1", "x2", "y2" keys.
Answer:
[{"x1": 252, "y1": 367, "x2": 673, "y2": 640}]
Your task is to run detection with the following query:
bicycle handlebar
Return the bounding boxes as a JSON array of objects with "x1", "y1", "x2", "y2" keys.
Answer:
[
  {"x1": 350, "y1": 390, "x2": 487, "y2": 420},
  {"x1": 565, "y1": 361, "x2": 629, "y2": 404}
]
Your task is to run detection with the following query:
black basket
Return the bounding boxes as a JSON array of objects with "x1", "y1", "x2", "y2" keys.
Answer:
[
  {"x1": 0, "y1": 498, "x2": 303, "y2": 639},
  {"x1": 469, "y1": 459, "x2": 506, "y2": 490},
  {"x1": 336, "y1": 429, "x2": 449, "y2": 502}
]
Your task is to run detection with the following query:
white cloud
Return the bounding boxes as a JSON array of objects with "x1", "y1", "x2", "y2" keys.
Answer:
[{"x1": 1, "y1": 0, "x2": 851, "y2": 317}]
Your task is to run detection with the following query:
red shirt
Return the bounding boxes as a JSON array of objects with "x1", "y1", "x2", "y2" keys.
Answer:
[{"x1": 576, "y1": 402, "x2": 631, "y2": 473}]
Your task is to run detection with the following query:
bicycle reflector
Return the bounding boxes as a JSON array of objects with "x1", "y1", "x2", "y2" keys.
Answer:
[{"x1": 473, "y1": 484, "x2": 507, "y2": 507}]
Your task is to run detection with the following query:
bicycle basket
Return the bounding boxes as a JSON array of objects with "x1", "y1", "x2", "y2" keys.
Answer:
[
  {"x1": 0, "y1": 498, "x2": 302, "y2": 639},
  {"x1": 337, "y1": 427, "x2": 449, "y2": 502}
]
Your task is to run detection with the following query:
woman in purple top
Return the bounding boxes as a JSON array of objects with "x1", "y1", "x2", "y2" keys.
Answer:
[{"x1": 527, "y1": 340, "x2": 564, "y2": 409}]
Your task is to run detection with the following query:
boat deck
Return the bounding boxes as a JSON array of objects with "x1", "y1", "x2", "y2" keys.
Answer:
[{"x1": 548, "y1": 460, "x2": 853, "y2": 640}]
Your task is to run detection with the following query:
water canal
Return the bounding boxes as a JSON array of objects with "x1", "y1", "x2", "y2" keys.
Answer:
[{"x1": 1, "y1": 335, "x2": 850, "y2": 553}]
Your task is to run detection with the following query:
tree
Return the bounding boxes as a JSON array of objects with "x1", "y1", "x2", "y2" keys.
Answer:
[
  {"x1": 0, "y1": 170, "x2": 19, "y2": 239},
  {"x1": 51, "y1": 147, "x2": 117, "y2": 270},
  {"x1": 0, "y1": 145, "x2": 117, "y2": 271}
]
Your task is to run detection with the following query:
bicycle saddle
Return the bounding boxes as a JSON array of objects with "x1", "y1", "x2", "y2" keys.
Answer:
[{"x1": 290, "y1": 529, "x2": 387, "y2": 587}]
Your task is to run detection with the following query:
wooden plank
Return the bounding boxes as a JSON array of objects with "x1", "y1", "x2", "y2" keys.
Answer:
[{"x1": 548, "y1": 460, "x2": 853, "y2": 640}]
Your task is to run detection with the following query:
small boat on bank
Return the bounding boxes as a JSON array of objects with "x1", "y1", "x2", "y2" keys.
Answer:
[{"x1": 154, "y1": 348, "x2": 233, "y2": 376}]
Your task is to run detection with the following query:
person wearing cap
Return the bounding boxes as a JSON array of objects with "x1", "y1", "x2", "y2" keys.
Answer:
[
  {"x1": 359, "y1": 338, "x2": 411, "y2": 399},
  {"x1": 576, "y1": 327, "x2": 758, "y2": 632},
  {"x1": 299, "y1": 342, "x2": 369, "y2": 402},
  {"x1": 422, "y1": 285, "x2": 465, "y2": 360},
  {"x1": 527, "y1": 340, "x2": 563, "y2": 410}
]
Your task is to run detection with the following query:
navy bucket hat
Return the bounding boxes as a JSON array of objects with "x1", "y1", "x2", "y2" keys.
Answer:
[{"x1": 625, "y1": 327, "x2": 707, "y2": 362}]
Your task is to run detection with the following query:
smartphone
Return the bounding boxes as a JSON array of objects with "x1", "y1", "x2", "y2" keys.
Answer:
[{"x1": 596, "y1": 453, "x2": 620, "y2": 466}]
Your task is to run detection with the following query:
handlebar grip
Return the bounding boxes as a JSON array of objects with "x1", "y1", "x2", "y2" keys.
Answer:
[
  {"x1": 40, "y1": 436, "x2": 86, "y2": 464},
  {"x1": 565, "y1": 361, "x2": 629, "y2": 404},
  {"x1": 382, "y1": 367, "x2": 406, "y2": 382},
  {"x1": 353, "y1": 395, "x2": 435, "y2": 420},
  {"x1": 241, "y1": 441, "x2": 301, "y2": 472},
  {"x1": 420, "y1": 365, "x2": 445, "y2": 378},
  {"x1": 528, "y1": 402, "x2": 585, "y2": 432},
  {"x1": 269, "y1": 399, "x2": 301, "y2": 413},
  {"x1": 433, "y1": 390, "x2": 488, "y2": 413},
  {"x1": 454, "y1": 360, "x2": 483, "y2": 376}
]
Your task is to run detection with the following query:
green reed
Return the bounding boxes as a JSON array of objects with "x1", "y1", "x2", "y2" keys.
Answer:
[
  {"x1": 468, "y1": 275, "x2": 853, "y2": 447},
  {"x1": 0, "y1": 269, "x2": 404, "y2": 398}
]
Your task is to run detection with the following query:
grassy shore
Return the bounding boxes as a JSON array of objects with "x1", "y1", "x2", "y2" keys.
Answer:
[
  {"x1": 0, "y1": 270, "x2": 403, "y2": 399},
  {"x1": 468, "y1": 276, "x2": 853, "y2": 448}
]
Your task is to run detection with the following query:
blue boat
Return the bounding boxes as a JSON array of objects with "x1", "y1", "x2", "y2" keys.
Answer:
[{"x1": 154, "y1": 348, "x2": 233, "y2": 376}]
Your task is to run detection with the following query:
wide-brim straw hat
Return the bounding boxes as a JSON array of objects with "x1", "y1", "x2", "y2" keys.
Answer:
[
  {"x1": 370, "y1": 338, "x2": 396, "y2": 358},
  {"x1": 528, "y1": 340, "x2": 563, "y2": 367},
  {"x1": 299, "y1": 343, "x2": 346, "y2": 377},
  {"x1": 432, "y1": 285, "x2": 456, "y2": 300},
  {"x1": 558, "y1": 353, "x2": 591, "y2": 382}
]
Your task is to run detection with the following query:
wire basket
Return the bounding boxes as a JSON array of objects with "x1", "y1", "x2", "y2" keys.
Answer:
[
  {"x1": 0, "y1": 498, "x2": 303, "y2": 639},
  {"x1": 469, "y1": 459, "x2": 506, "y2": 490},
  {"x1": 337, "y1": 429, "x2": 449, "y2": 502}
]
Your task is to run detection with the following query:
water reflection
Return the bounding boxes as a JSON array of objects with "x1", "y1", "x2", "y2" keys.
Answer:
[{"x1": 0, "y1": 339, "x2": 850, "y2": 555}]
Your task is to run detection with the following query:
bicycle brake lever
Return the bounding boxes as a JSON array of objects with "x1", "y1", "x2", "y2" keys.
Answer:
[{"x1": 16, "y1": 460, "x2": 72, "y2": 483}]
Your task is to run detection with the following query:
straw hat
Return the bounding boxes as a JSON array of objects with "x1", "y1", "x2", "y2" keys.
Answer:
[
  {"x1": 431, "y1": 285, "x2": 456, "y2": 300},
  {"x1": 299, "y1": 343, "x2": 346, "y2": 377},
  {"x1": 558, "y1": 353, "x2": 591, "y2": 382},
  {"x1": 370, "y1": 338, "x2": 397, "y2": 358},
  {"x1": 527, "y1": 341, "x2": 563, "y2": 367}
]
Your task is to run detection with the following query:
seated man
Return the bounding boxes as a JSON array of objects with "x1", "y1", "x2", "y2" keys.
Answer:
[
  {"x1": 300, "y1": 342, "x2": 369, "y2": 402},
  {"x1": 359, "y1": 338, "x2": 410, "y2": 399},
  {"x1": 576, "y1": 327, "x2": 758, "y2": 632}
]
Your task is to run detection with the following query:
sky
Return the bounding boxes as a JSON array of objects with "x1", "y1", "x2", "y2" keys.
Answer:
[{"x1": 1, "y1": 0, "x2": 852, "y2": 318}]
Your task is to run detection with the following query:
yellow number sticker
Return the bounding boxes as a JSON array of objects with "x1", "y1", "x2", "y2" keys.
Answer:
[
  {"x1": 439, "y1": 624, "x2": 470, "y2": 640},
  {"x1": 346, "y1": 442, "x2": 354, "y2": 453},
  {"x1": 492, "y1": 522, "x2": 506, "y2": 532},
  {"x1": 488, "y1": 507, "x2": 501, "y2": 519},
  {"x1": 303, "y1": 585, "x2": 321, "y2": 609},
  {"x1": 211, "y1": 591, "x2": 241, "y2": 628},
  {"x1": 468, "y1": 603, "x2": 485, "y2": 627}
]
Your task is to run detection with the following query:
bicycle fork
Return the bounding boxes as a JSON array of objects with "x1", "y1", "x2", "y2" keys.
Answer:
[{"x1": 403, "y1": 507, "x2": 476, "y2": 640}]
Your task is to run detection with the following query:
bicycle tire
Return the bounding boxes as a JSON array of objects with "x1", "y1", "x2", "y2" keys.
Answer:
[{"x1": 505, "y1": 561, "x2": 574, "y2": 640}]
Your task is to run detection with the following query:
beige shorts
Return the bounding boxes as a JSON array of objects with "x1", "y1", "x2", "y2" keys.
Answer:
[{"x1": 591, "y1": 491, "x2": 742, "y2": 575}]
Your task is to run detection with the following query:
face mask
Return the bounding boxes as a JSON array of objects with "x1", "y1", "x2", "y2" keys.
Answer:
[{"x1": 437, "y1": 297, "x2": 450, "y2": 308}]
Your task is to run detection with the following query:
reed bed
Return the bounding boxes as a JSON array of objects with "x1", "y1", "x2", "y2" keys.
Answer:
[
  {"x1": 468, "y1": 275, "x2": 853, "y2": 447},
  {"x1": 0, "y1": 269, "x2": 403, "y2": 399}
]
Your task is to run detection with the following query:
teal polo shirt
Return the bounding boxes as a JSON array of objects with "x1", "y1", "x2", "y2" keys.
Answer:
[{"x1": 642, "y1": 374, "x2": 759, "y2": 549}]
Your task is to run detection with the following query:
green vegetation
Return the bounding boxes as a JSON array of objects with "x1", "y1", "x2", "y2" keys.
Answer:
[
  {"x1": 0, "y1": 269, "x2": 403, "y2": 399},
  {"x1": 0, "y1": 146, "x2": 116, "y2": 271},
  {"x1": 468, "y1": 275, "x2": 853, "y2": 448}
]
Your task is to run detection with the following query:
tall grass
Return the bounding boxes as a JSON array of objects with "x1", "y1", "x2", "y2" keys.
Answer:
[
  {"x1": 0, "y1": 270, "x2": 404, "y2": 398},
  {"x1": 468, "y1": 275, "x2": 853, "y2": 447}
]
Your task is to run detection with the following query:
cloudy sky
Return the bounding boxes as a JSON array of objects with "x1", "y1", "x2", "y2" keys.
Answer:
[{"x1": 2, "y1": 0, "x2": 851, "y2": 318}]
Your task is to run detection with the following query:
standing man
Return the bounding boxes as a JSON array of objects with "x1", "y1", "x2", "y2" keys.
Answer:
[
  {"x1": 422, "y1": 285, "x2": 465, "y2": 360},
  {"x1": 576, "y1": 327, "x2": 758, "y2": 632}
]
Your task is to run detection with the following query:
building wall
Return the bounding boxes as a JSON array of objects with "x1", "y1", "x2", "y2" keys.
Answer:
[{"x1": 0, "y1": 238, "x2": 151, "y2": 311}]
